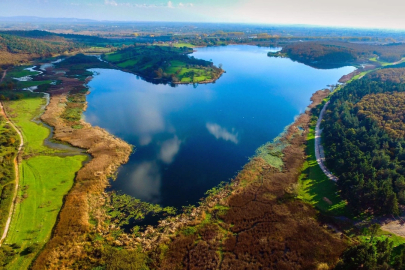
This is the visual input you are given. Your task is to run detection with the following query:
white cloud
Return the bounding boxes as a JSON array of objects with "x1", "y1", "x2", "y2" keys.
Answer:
[
  {"x1": 159, "y1": 136, "x2": 181, "y2": 164},
  {"x1": 104, "y1": 0, "x2": 118, "y2": 6},
  {"x1": 178, "y1": 2, "x2": 193, "y2": 7},
  {"x1": 206, "y1": 123, "x2": 239, "y2": 144},
  {"x1": 167, "y1": 1, "x2": 173, "y2": 8}
]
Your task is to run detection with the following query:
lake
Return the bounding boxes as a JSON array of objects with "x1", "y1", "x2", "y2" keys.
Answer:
[{"x1": 84, "y1": 45, "x2": 355, "y2": 208}]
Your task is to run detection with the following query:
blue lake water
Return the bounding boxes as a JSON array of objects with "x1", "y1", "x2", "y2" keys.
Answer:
[{"x1": 84, "y1": 45, "x2": 355, "y2": 207}]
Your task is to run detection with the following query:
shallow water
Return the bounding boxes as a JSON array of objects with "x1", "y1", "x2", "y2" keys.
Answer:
[{"x1": 84, "y1": 45, "x2": 355, "y2": 207}]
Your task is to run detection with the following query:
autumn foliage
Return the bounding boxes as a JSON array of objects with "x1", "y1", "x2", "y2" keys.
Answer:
[{"x1": 155, "y1": 90, "x2": 347, "y2": 270}]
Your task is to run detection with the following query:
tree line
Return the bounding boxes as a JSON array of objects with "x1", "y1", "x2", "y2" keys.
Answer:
[{"x1": 323, "y1": 70, "x2": 405, "y2": 215}]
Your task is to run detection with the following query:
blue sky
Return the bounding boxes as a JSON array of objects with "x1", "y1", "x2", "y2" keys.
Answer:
[{"x1": 1, "y1": 0, "x2": 405, "y2": 29}]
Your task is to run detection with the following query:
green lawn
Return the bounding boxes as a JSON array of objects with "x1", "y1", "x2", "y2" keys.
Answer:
[
  {"x1": 297, "y1": 125, "x2": 349, "y2": 216},
  {"x1": 4, "y1": 155, "x2": 86, "y2": 270}
]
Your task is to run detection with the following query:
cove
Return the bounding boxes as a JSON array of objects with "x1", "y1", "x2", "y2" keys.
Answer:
[{"x1": 84, "y1": 45, "x2": 355, "y2": 208}]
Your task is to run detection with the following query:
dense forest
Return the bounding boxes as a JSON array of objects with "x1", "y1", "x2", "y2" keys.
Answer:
[
  {"x1": 271, "y1": 41, "x2": 405, "y2": 68},
  {"x1": 357, "y1": 92, "x2": 405, "y2": 138},
  {"x1": 323, "y1": 68, "x2": 405, "y2": 215}
]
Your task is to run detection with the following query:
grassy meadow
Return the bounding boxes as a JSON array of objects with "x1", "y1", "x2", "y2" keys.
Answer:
[
  {"x1": 4, "y1": 155, "x2": 86, "y2": 270},
  {"x1": 4, "y1": 94, "x2": 54, "y2": 155},
  {"x1": 297, "y1": 121, "x2": 349, "y2": 216},
  {"x1": 2, "y1": 93, "x2": 86, "y2": 269},
  {"x1": 7, "y1": 66, "x2": 39, "y2": 78}
]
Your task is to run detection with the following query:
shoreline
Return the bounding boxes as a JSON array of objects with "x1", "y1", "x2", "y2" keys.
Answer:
[
  {"x1": 30, "y1": 63, "x2": 133, "y2": 269},
  {"x1": 31, "y1": 52, "x2": 356, "y2": 267}
]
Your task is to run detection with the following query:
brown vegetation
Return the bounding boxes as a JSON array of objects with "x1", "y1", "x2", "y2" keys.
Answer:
[
  {"x1": 31, "y1": 64, "x2": 132, "y2": 269},
  {"x1": 357, "y1": 91, "x2": 405, "y2": 138},
  {"x1": 151, "y1": 89, "x2": 346, "y2": 269},
  {"x1": 26, "y1": 56, "x2": 345, "y2": 269},
  {"x1": 368, "y1": 67, "x2": 405, "y2": 83}
]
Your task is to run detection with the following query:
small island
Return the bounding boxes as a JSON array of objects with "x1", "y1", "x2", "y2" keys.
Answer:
[{"x1": 103, "y1": 45, "x2": 224, "y2": 84}]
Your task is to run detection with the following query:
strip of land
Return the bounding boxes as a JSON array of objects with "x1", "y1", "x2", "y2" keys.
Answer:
[{"x1": 0, "y1": 101, "x2": 23, "y2": 246}]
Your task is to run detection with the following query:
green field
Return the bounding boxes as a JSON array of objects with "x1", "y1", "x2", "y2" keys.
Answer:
[
  {"x1": 2, "y1": 95, "x2": 86, "y2": 269},
  {"x1": 117, "y1": 59, "x2": 138, "y2": 68},
  {"x1": 166, "y1": 60, "x2": 213, "y2": 82},
  {"x1": 173, "y1": 43, "x2": 194, "y2": 48},
  {"x1": 4, "y1": 155, "x2": 86, "y2": 270},
  {"x1": 297, "y1": 124, "x2": 349, "y2": 216},
  {"x1": 16, "y1": 80, "x2": 52, "y2": 89},
  {"x1": 4, "y1": 95, "x2": 56, "y2": 155},
  {"x1": 104, "y1": 52, "x2": 124, "y2": 62},
  {"x1": 158, "y1": 43, "x2": 195, "y2": 48},
  {"x1": 7, "y1": 67, "x2": 39, "y2": 78},
  {"x1": 369, "y1": 57, "x2": 405, "y2": 67}
]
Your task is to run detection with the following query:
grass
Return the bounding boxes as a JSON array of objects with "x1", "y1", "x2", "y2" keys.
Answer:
[
  {"x1": 117, "y1": 59, "x2": 138, "y2": 68},
  {"x1": 158, "y1": 43, "x2": 195, "y2": 48},
  {"x1": 83, "y1": 46, "x2": 112, "y2": 53},
  {"x1": 104, "y1": 52, "x2": 124, "y2": 62},
  {"x1": 7, "y1": 66, "x2": 39, "y2": 78},
  {"x1": 173, "y1": 43, "x2": 195, "y2": 48},
  {"x1": 369, "y1": 57, "x2": 405, "y2": 67},
  {"x1": 297, "y1": 124, "x2": 349, "y2": 216},
  {"x1": 4, "y1": 155, "x2": 86, "y2": 270},
  {"x1": 17, "y1": 80, "x2": 52, "y2": 88},
  {"x1": 4, "y1": 95, "x2": 56, "y2": 155},
  {"x1": 2, "y1": 94, "x2": 87, "y2": 269}
]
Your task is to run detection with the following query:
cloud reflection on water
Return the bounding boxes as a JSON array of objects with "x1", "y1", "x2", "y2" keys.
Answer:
[
  {"x1": 129, "y1": 161, "x2": 161, "y2": 203},
  {"x1": 206, "y1": 123, "x2": 239, "y2": 144},
  {"x1": 159, "y1": 136, "x2": 182, "y2": 164}
]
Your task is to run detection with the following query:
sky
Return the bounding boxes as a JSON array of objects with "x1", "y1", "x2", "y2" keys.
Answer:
[{"x1": 1, "y1": 0, "x2": 405, "y2": 29}]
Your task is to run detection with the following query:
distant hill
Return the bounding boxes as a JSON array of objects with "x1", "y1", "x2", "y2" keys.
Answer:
[
  {"x1": 0, "y1": 32, "x2": 83, "y2": 66},
  {"x1": 0, "y1": 16, "x2": 97, "y2": 23}
]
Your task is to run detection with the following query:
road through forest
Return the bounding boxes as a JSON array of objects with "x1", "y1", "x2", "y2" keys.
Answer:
[{"x1": 314, "y1": 101, "x2": 338, "y2": 182}]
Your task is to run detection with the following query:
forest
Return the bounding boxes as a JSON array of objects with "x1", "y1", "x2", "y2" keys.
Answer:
[
  {"x1": 103, "y1": 45, "x2": 223, "y2": 84},
  {"x1": 323, "y1": 67, "x2": 405, "y2": 215},
  {"x1": 0, "y1": 113, "x2": 19, "y2": 240},
  {"x1": 0, "y1": 32, "x2": 82, "y2": 66},
  {"x1": 270, "y1": 41, "x2": 405, "y2": 68}
]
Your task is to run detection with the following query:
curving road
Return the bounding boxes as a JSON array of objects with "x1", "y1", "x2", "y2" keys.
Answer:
[
  {"x1": 315, "y1": 101, "x2": 338, "y2": 182},
  {"x1": 0, "y1": 101, "x2": 24, "y2": 246}
]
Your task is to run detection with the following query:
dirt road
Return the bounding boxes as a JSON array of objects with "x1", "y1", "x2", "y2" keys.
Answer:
[
  {"x1": 0, "y1": 101, "x2": 24, "y2": 246},
  {"x1": 0, "y1": 69, "x2": 7, "y2": 83},
  {"x1": 315, "y1": 101, "x2": 338, "y2": 182}
]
